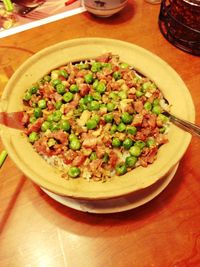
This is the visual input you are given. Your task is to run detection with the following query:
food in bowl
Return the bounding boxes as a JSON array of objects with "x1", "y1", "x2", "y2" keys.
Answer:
[{"x1": 22, "y1": 53, "x2": 170, "y2": 181}]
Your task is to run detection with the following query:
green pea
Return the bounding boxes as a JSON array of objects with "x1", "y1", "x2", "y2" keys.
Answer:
[
  {"x1": 112, "y1": 137, "x2": 121, "y2": 148},
  {"x1": 43, "y1": 75, "x2": 51, "y2": 82},
  {"x1": 109, "y1": 92, "x2": 118, "y2": 100},
  {"x1": 88, "y1": 100, "x2": 100, "y2": 111},
  {"x1": 41, "y1": 121, "x2": 51, "y2": 132},
  {"x1": 110, "y1": 124, "x2": 117, "y2": 134},
  {"x1": 93, "y1": 114, "x2": 100, "y2": 123},
  {"x1": 92, "y1": 92, "x2": 101, "y2": 101},
  {"x1": 69, "y1": 133, "x2": 78, "y2": 142},
  {"x1": 76, "y1": 63, "x2": 89, "y2": 70},
  {"x1": 115, "y1": 162, "x2": 127, "y2": 176},
  {"x1": 29, "y1": 116, "x2": 37, "y2": 124},
  {"x1": 102, "y1": 62, "x2": 112, "y2": 69},
  {"x1": 104, "y1": 113, "x2": 114, "y2": 123},
  {"x1": 28, "y1": 132, "x2": 39, "y2": 143},
  {"x1": 86, "y1": 118, "x2": 98, "y2": 129},
  {"x1": 31, "y1": 102, "x2": 37, "y2": 108},
  {"x1": 54, "y1": 101, "x2": 62, "y2": 110},
  {"x1": 59, "y1": 69, "x2": 68, "y2": 78},
  {"x1": 113, "y1": 71, "x2": 122, "y2": 80},
  {"x1": 129, "y1": 146, "x2": 142, "y2": 157},
  {"x1": 120, "y1": 63, "x2": 129, "y2": 69},
  {"x1": 96, "y1": 82, "x2": 106, "y2": 94},
  {"x1": 51, "y1": 79, "x2": 61, "y2": 88},
  {"x1": 152, "y1": 105, "x2": 162, "y2": 115},
  {"x1": 68, "y1": 166, "x2": 80, "y2": 178},
  {"x1": 91, "y1": 62, "x2": 102, "y2": 72},
  {"x1": 47, "y1": 138, "x2": 57, "y2": 147},
  {"x1": 52, "y1": 110, "x2": 62, "y2": 122},
  {"x1": 84, "y1": 73, "x2": 93, "y2": 84},
  {"x1": 123, "y1": 138, "x2": 133, "y2": 150},
  {"x1": 50, "y1": 122, "x2": 60, "y2": 132},
  {"x1": 69, "y1": 84, "x2": 79, "y2": 93},
  {"x1": 126, "y1": 125, "x2": 137, "y2": 135},
  {"x1": 135, "y1": 90, "x2": 143, "y2": 97},
  {"x1": 142, "y1": 82, "x2": 151, "y2": 92},
  {"x1": 29, "y1": 84, "x2": 39, "y2": 94},
  {"x1": 158, "y1": 113, "x2": 169, "y2": 123},
  {"x1": 93, "y1": 79, "x2": 99, "y2": 89},
  {"x1": 23, "y1": 91, "x2": 32, "y2": 101},
  {"x1": 118, "y1": 91, "x2": 127, "y2": 100},
  {"x1": 134, "y1": 140, "x2": 146, "y2": 149},
  {"x1": 56, "y1": 83, "x2": 66, "y2": 95},
  {"x1": 63, "y1": 92, "x2": 74, "y2": 102},
  {"x1": 83, "y1": 94, "x2": 93, "y2": 104},
  {"x1": 117, "y1": 122, "x2": 126, "y2": 132},
  {"x1": 34, "y1": 107, "x2": 42, "y2": 118},
  {"x1": 121, "y1": 112, "x2": 133, "y2": 124},
  {"x1": 70, "y1": 139, "x2": 81, "y2": 150},
  {"x1": 90, "y1": 152, "x2": 97, "y2": 161},
  {"x1": 146, "y1": 138, "x2": 156, "y2": 147},
  {"x1": 153, "y1": 99, "x2": 160, "y2": 106},
  {"x1": 144, "y1": 102, "x2": 152, "y2": 111},
  {"x1": 60, "y1": 120, "x2": 71, "y2": 131},
  {"x1": 47, "y1": 114, "x2": 54, "y2": 122},
  {"x1": 100, "y1": 103, "x2": 106, "y2": 109},
  {"x1": 38, "y1": 99, "x2": 47, "y2": 109},
  {"x1": 107, "y1": 102, "x2": 115, "y2": 112},
  {"x1": 125, "y1": 156, "x2": 137, "y2": 168}
]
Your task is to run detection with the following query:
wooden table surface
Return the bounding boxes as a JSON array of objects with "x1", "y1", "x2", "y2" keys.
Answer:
[{"x1": 0, "y1": 1, "x2": 200, "y2": 266}]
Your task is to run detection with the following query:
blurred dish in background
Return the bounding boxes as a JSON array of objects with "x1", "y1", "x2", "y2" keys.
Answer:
[
  {"x1": 159, "y1": 0, "x2": 200, "y2": 56},
  {"x1": 82, "y1": 0, "x2": 128, "y2": 17}
]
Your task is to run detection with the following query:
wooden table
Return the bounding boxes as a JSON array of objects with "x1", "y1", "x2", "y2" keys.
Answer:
[{"x1": 0, "y1": 1, "x2": 200, "y2": 266}]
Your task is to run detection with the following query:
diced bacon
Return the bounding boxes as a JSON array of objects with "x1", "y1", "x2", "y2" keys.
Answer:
[
  {"x1": 132, "y1": 114, "x2": 143, "y2": 126},
  {"x1": 63, "y1": 150, "x2": 78, "y2": 164},
  {"x1": 95, "y1": 53, "x2": 111, "y2": 63},
  {"x1": 89, "y1": 159, "x2": 102, "y2": 173},
  {"x1": 102, "y1": 135, "x2": 112, "y2": 147},
  {"x1": 64, "y1": 93, "x2": 80, "y2": 114},
  {"x1": 148, "y1": 114, "x2": 157, "y2": 129},
  {"x1": 79, "y1": 84, "x2": 90, "y2": 97},
  {"x1": 96, "y1": 145, "x2": 106, "y2": 158},
  {"x1": 47, "y1": 102, "x2": 55, "y2": 110},
  {"x1": 134, "y1": 100, "x2": 143, "y2": 113},
  {"x1": 72, "y1": 154, "x2": 86, "y2": 167},
  {"x1": 33, "y1": 137, "x2": 52, "y2": 157},
  {"x1": 140, "y1": 146, "x2": 158, "y2": 165},
  {"x1": 113, "y1": 111, "x2": 121, "y2": 125},
  {"x1": 22, "y1": 113, "x2": 29, "y2": 125},
  {"x1": 109, "y1": 150, "x2": 119, "y2": 168},
  {"x1": 27, "y1": 118, "x2": 44, "y2": 134},
  {"x1": 54, "y1": 92, "x2": 63, "y2": 102},
  {"x1": 82, "y1": 136, "x2": 98, "y2": 149},
  {"x1": 49, "y1": 130, "x2": 68, "y2": 145},
  {"x1": 156, "y1": 134, "x2": 168, "y2": 145}
]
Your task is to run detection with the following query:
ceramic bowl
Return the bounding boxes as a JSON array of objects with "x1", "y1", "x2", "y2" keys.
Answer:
[
  {"x1": 0, "y1": 38, "x2": 195, "y2": 200},
  {"x1": 83, "y1": 0, "x2": 128, "y2": 17}
]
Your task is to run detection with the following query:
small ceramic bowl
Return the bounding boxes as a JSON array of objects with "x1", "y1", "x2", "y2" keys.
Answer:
[
  {"x1": 83, "y1": 0, "x2": 128, "y2": 17},
  {"x1": 0, "y1": 38, "x2": 195, "y2": 200}
]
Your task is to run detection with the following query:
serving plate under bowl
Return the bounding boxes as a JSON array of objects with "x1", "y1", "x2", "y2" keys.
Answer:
[
  {"x1": 41, "y1": 163, "x2": 179, "y2": 213},
  {"x1": 0, "y1": 38, "x2": 195, "y2": 200}
]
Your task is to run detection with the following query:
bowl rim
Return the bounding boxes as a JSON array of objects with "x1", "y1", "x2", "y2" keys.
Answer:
[{"x1": 0, "y1": 37, "x2": 195, "y2": 200}]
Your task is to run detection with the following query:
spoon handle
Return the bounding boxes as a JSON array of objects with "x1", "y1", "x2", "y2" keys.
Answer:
[{"x1": 164, "y1": 111, "x2": 200, "y2": 137}]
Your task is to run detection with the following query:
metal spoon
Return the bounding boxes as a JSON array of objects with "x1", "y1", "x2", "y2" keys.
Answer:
[{"x1": 163, "y1": 110, "x2": 200, "y2": 137}]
